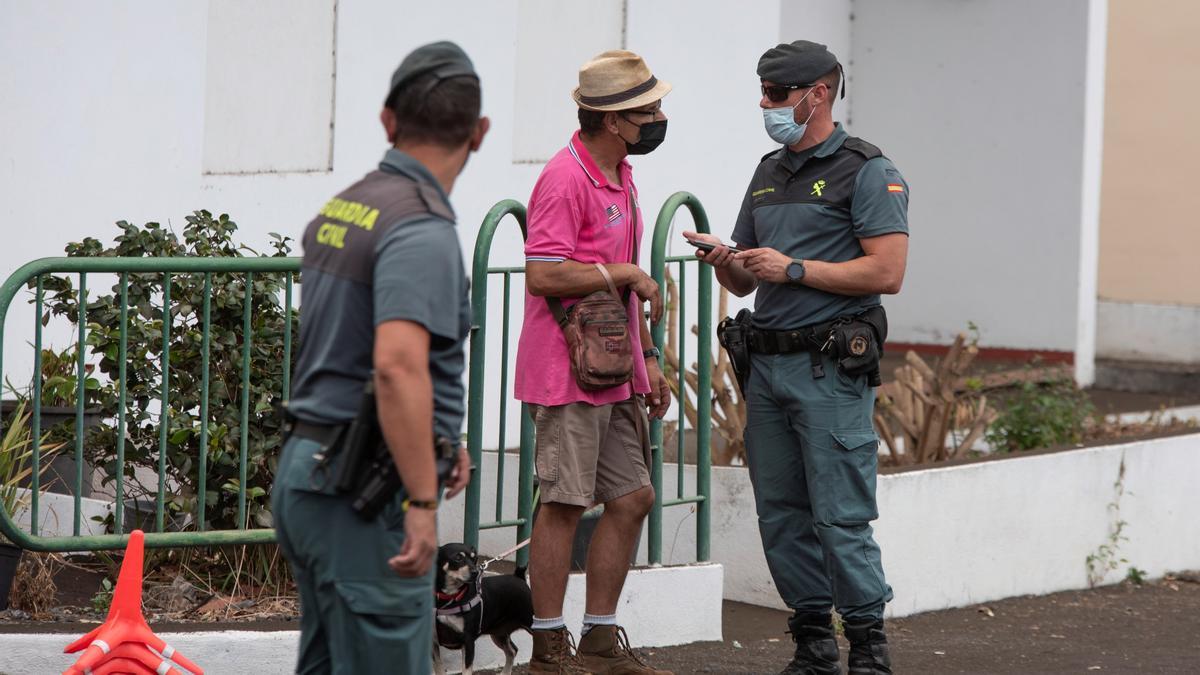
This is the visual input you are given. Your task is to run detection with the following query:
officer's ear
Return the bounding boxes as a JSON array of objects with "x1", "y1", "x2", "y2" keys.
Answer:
[
  {"x1": 811, "y1": 83, "x2": 832, "y2": 111},
  {"x1": 380, "y1": 107, "x2": 399, "y2": 145},
  {"x1": 469, "y1": 116, "x2": 491, "y2": 153}
]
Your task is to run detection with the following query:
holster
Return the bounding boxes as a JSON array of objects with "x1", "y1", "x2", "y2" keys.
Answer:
[
  {"x1": 827, "y1": 305, "x2": 888, "y2": 387},
  {"x1": 333, "y1": 373, "x2": 459, "y2": 520},
  {"x1": 334, "y1": 377, "x2": 381, "y2": 493},
  {"x1": 350, "y1": 435, "x2": 457, "y2": 520},
  {"x1": 717, "y1": 309, "x2": 753, "y2": 396}
]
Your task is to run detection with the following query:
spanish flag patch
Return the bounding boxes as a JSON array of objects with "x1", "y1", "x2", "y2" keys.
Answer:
[{"x1": 887, "y1": 184, "x2": 905, "y2": 193}]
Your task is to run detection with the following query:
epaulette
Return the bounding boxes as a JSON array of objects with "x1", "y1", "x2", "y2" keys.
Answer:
[
  {"x1": 759, "y1": 147, "x2": 785, "y2": 163},
  {"x1": 842, "y1": 137, "x2": 883, "y2": 160}
]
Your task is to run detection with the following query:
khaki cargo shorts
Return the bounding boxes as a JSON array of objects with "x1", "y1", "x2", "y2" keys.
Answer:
[{"x1": 529, "y1": 396, "x2": 652, "y2": 506}]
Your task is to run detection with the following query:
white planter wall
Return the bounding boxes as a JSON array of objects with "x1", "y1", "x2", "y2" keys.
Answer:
[
  {"x1": 449, "y1": 433, "x2": 1200, "y2": 621},
  {"x1": 652, "y1": 433, "x2": 1200, "y2": 617}
]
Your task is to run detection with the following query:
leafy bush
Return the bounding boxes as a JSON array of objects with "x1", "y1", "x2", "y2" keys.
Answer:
[
  {"x1": 985, "y1": 376, "x2": 1094, "y2": 452},
  {"x1": 37, "y1": 347, "x2": 100, "y2": 408},
  {"x1": 36, "y1": 211, "x2": 297, "y2": 531}
]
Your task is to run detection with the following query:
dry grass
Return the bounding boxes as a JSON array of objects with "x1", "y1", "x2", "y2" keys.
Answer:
[
  {"x1": 661, "y1": 272, "x2": 746, "y2": 466},
  {"x1": 9, "y1": 551, "x2": 61, "y2": 617}
]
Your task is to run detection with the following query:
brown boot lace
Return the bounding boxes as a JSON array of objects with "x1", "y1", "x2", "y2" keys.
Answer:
[
  {"x1": 612, "y1": 625, "x2": 652, "y2": 667},
  {"x1": 548, "y1": 629, "x2": 591, "y2": 674}
]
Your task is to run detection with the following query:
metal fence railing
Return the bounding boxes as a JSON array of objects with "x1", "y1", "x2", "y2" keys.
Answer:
[
  {"x1": 463, "y1": 200, "x2": 535, "y2": 568},
  {"x1": 649, "y1": 192, "x2": 713, "y2": 564},
  {"x1": 0, "y1": 257, "x2": 298, "y2": 551},
  {"x1": 1, "y1": 195, "x2": 714, "y2": 564},
  {"x1": 463, "y1": 192, "x2": 714, "y2": 565}
]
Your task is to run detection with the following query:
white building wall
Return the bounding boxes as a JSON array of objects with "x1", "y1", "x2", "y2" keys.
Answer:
[
  {"x1": 0, "y1": 0, "x2": 852, "y2": 447},
  {"x1": 0, "y1": 1, "x2": 1106, "y2": 440},
  {"x1": 850, "y1": 0, "x2": 1104, "y2": 380}
]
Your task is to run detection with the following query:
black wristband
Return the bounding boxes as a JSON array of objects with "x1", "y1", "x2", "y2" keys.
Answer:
[{"x1": 643, "y1": 347, "x2": 662, "y2": 360}]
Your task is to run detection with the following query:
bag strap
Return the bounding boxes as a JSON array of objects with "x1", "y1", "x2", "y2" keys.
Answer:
[
  {"x1": 622, "y1": 187, "x2": 637, "y2": 303},
  {"x1": 547, "y1": 263, "x2": 620, "y2": 329},
  {"x1": 547, "y1": 296, "x2": 570, "y2": 329},
  {"x1": 546, "y1": 186, "x2": 639, "y2": 328},
  {"x1": 627, "y1": 187, "x2": 638, "y2": 266},
  {"x1": 595, "y1": 262, "x2": 620, "y2": 298}
]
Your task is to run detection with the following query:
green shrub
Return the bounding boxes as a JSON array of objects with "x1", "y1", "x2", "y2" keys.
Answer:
[
  {"x1": 985, "y1": 376, "x2": 1094, "y2": 452},
  {"x1": 36, "y1": 211, "x2": 297, "y2": 532}
]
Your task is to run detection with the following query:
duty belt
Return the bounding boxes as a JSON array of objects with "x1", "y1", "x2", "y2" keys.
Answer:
[
  {"x1": 288, "y1": 419, "x2": 346, "y2": 446},
  {"x1": 282, "y1": 417, "x2": 350, "y2": 492},
  {"x1": 746, "y1": 318, "x2": 843, "y2": 379}
]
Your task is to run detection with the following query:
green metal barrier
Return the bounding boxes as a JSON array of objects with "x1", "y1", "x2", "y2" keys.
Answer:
[
  {"x1": 0, "y1": 257, "x2": 298, "y2": 552},
  {"x1": 648, "y1": 192, "x2": 713, "y2": 564},
  {"x1": 1, "y1": 195, "x2": 714, "y2": 565},
  {"x1": 462, "y1": 192, "x2": 713, "y2": 567},
  {"x1": 464, "y1": 200, "x2": 536, "y2": 568}
]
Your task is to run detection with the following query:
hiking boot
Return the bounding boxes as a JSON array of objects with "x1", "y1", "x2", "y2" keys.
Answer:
[
  {"x1": 530, "y1": 627, "x2": 595, "y2": 674},
  {"x1": 577, "y1": 625, "x2": 673, "y2": 675},
  {"x1": 844, "y1": 619, "x2": 893, "y2": 675},
  {"x1": 779, "y1": 612, "x2": 839, "y2": 675}
]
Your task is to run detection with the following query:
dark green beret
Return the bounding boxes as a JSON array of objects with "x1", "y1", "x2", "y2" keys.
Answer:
[
  {"x1": 757, "y1": 40, "x2": 839, "y2": 86},
  {"x1": 385, "y1": 40, "x2": 478, "y2": 104}
]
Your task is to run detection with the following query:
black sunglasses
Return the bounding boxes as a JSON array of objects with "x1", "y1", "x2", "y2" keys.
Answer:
[{"x1": 760, "y1": 83, "x2": 814, "y2": 103}]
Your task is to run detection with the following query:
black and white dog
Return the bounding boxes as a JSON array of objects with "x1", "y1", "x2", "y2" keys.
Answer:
[{"x1": 433, "y1": 543, "x2": 533, "y2": 675}]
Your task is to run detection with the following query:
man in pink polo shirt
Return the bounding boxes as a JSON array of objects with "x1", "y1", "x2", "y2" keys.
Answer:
[{"x1": 514, "y1": 50, "x2": 674, "y2": 675}]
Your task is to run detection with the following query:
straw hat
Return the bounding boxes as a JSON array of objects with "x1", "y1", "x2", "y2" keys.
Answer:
[{"x1": 572, "y1": 50, "x2": 672, "y2": 111}]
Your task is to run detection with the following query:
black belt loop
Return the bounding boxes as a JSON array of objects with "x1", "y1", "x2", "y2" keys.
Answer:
[
  {"x1": 747, "y1": 323, "x2": 831, "y2": 378},
  {"x1": 808, "y1": 346, "x2": 825, "y2": 380},
  {"x1": 292, "y1": 420, "x2": 346, "y2": 446}
]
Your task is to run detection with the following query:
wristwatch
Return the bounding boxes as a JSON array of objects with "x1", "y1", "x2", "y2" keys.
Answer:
[
  {"x1": 643, "y1": 347, "x2": 662, "y2": 360},
  {"x1": 403, "y1": 498, "x2": 439, "y2": 511},
  {"x1": 786, "y1": 259, "x2": 806, "y2": 286}
]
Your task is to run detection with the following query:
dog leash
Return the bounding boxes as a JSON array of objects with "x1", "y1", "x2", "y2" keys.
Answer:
[{"x1": 478, "y1": 538, "x2": 532, "y2": 572}]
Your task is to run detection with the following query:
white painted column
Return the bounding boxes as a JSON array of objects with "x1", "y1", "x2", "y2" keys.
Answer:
[{"x1": 1074, "y1": 0, "x2": 1109, "y2": 386}]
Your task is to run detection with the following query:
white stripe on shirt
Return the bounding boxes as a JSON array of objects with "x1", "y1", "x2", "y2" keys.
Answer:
[{"x1": 566, "y1": 141, "x2": 601, "y2": 187}]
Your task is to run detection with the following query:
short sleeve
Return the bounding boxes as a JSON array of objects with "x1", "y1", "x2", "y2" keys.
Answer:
[
  {"x1": 730, "y1": 180, "x2": 758, "y2": 249},
  {"x1": 373, "y1": 219, "x2": 464, "y2": 345},
  {"x1": 851, "y1": 157, "x2": 910, "y2": 239},
  {"x1": 525, "y1": 191, "x2": 583, "y2": 262}
]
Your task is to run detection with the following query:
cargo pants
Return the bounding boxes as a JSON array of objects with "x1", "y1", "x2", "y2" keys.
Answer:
[
  {"x1": 743, "y1": 350, "x2": 893, "y2": 622},
  {"x1": 271, "y1": 435, "x2": 434, "y2": 675}
]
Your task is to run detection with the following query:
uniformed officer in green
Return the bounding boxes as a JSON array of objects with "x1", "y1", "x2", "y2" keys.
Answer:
[
  {"x1": 688, "y1": 40, "x2": 909, "y2": 675},
  {"x1": 271, "y1": 41, "x2": 487, "y2": 674}
]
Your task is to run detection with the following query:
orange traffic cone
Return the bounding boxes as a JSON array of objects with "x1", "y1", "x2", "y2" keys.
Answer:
[{"x1": 63, "y1": 530, "x2": 203, "y2": 675}]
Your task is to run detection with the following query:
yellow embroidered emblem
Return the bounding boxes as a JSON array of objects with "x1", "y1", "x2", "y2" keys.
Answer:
[{"x1": 811, "y1": 180, "x2": 826, "y2": 197}]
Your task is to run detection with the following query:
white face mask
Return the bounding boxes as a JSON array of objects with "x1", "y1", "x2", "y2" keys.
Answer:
[{"x1": 762, "y1": 88, "x2": 817, "y2": 146}]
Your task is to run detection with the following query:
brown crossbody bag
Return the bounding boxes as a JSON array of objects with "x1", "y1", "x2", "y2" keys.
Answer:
[{"x1": 546, "y1": 191, "x2": 638, "y2": 391}]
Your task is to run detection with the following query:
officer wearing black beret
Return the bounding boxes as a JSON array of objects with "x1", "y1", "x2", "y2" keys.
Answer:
[
  {"x1": 689, "y1": 40, "x2": 909, "y2": 675},
  {"x1": 273, "y1": 41, "x2": 486, "y2": 674}
]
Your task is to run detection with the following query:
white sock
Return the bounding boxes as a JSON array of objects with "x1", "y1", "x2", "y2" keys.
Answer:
[
  {"x1": 532, "y1": 615, "x2": 566, "y2": 631},
  {"x1": 582, "y1": 612, "x2": 617, "y2": 635}
]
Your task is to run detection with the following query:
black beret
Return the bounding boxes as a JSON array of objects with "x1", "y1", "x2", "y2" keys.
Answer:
[
  {"x1": 757, "y1": 40, "x2": 839, "y2": 86},
  {"x1": 385, "y1": 40, "x2": 478, "y2": 104}
]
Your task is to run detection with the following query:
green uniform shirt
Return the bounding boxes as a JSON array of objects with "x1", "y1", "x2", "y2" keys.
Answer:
[
  {"x1": 731, "y1": 124, "x2": 909, "y2": 330},
  {"x1": 288, "y1": 150, "x2": 471, "y2": 440}
]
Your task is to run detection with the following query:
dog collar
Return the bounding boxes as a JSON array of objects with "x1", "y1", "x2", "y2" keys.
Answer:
[
  {"x1": 436, "y1": 585, "x2": 469, "y2": 603},
  {"x1": 436, "y1": 577, "x2": 482, "y2": 617},
  {"x1": 436, "y1": 593, "x2": 481, "y2": 616}
]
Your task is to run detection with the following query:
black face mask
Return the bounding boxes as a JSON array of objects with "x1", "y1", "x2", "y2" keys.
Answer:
[{"x1": 620, "y1": 118, "x2": 668, "y2": 155}]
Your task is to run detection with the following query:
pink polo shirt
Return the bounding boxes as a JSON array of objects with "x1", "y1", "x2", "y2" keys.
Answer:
[{"x1": 514, "y1": 132, "x2": 651, "y2": 407}]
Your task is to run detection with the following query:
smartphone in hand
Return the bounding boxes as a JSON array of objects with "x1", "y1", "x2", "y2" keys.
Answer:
[{"x1": 686, "y1": 237, "x2": 742, "y2": 254}]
